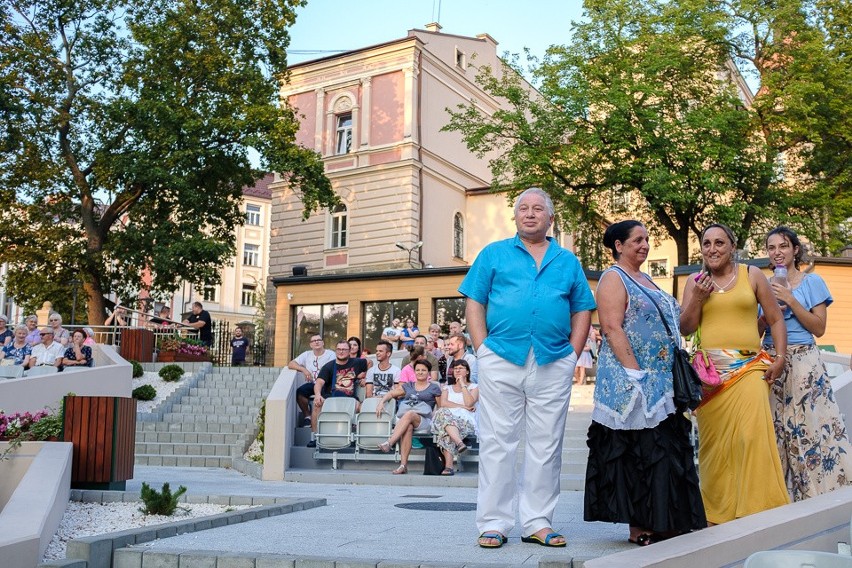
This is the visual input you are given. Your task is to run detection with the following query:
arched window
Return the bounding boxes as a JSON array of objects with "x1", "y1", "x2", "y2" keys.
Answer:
[
  {"x1": 329, "y1": 204, "x2": 348, "y2": 248},
  {"x1": 453, "y1": 212, "x2": 464, "y2": 258}
]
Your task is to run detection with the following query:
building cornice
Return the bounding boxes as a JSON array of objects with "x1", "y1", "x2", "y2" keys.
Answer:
[{"x1": 272, "y1": 265, "x2": 603, "y2": 286}]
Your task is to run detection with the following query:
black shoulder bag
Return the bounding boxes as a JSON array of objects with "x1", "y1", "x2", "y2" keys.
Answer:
[{"x1": 613, "y1": 267, "x2": 702, "y2": 412}]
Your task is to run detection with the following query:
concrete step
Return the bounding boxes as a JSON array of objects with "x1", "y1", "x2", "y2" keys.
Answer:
[
  {"x1": 137, "y1": 421, "x2": 242, "y2": 433},
  {"x1": 197, "y1": 378, "x2": 277, "y2": 387},
  {"x1": 188, "y1": 387, "x2": 270, "y2": 398},
  {"x1": 182, "y1": 396, "x2": 265, "y2": 406},
  {"x1": 162, "y1": 412, "x2": 257, "y2": 425},
  {"x1": 135, "y1": 442, "x2": 234, "y2": 457},
  {"x1": 136, "y1": 431, "x2": 243, "y2": 444},
  {"x1": 170, "y1": 403, "x2": 262, "y2": 415},
  {"x1": 134, "y1": 454, "x2": 233, "y2": 468}
]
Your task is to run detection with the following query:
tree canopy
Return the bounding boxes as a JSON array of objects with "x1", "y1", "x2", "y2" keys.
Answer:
[
  {"x1": 0, "y1": 0, "x2": 335, "y2": 322},
  {"x1": 445, "y1": 0, "x2": 850, "y2": 266}
]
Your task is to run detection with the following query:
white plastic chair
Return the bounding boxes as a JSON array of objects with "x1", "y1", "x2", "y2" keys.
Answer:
[
  {"x1": 744, "y1": 550, "x2": 852, "y2": 568},
  {"x1": 0, "y1": 365, "x2": 25, "y2": 379},
  {"x1": 356, "y1": 398, "x2": 396, "y2": 451},
  {"x1": 314, "y1": 397, "x2": 357, "y2": 450},
  {"x1": 25, "y1": 366, "x2": 59, "y2": 377}
]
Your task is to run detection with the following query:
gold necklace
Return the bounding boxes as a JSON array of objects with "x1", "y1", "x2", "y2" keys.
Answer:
[{"x1": 711, "y1": 265, "x2": 737, "y2": 293}]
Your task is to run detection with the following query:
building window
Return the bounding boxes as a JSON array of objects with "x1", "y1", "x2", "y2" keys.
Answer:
[
  {"x1": 243, "y1": 243, "x2": 260, "y2": 266},
  {"x1": 292, "y1": 303, "x2": 349, "y2": 356},
  {"x1": 329, "y1": 204, "x2": 348, "y2": 248},
  {"x1": 245, "y1": 204, "x2": 261, "y2": 226},
  {"x1": 202, "y1": 284, "x2": 217, "y2": 303},
  {"x1": 648, "y1": 259, "x2": 669, "y2": 278},
  {"x1": 455, "y1": 48, "x2": 466, "y2": 69},
  {"x1": 433, "y1": 298, "x2": 466, "y2": 336},
  {"x1": 241, "y1": 284, "x2": 257, "y2": 306},
  {"x1": 453, "y1": 213, "x2": 464, "y2": 258},
  {"x1": 335, "y1": 113, "x2": 352, "y2": 155},
  {"x1": 362, "y1": 300, "x2": 419, "y2": 350}
]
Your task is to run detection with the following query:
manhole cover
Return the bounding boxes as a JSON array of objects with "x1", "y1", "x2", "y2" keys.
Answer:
[{"x1": 395, "y1": 502, "x2": 477, "y2": 511}]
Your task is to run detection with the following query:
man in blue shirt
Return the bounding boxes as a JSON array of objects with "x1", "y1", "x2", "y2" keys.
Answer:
[{"x1": 459, "y1": 187, "x2": 595, "y2": 549}]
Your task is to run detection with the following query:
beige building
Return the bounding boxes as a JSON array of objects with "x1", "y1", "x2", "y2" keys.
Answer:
[
  {"x1": 266, "y1": 25, "x2": 559, "y2": 364},
  {"x1": 173, "y1": 174, "x2": 273, "y2": 328}
]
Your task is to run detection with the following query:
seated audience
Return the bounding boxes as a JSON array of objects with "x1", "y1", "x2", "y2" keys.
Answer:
[
  {"x1": 348, "y1": 335, "x2": 373, "y2": 373},
  {"x1": 365, "y1": 340, "x2": 400, "y2": 398},
  {"x1": 288, "y1": 333, "x2": 335, "y2": 428},
  {"x1": 82, "y1": 327, "x2": 96, "y2": 346},
  {"x1": 62, "y1": 329, "x2": 93, "y2": 368},
  {"x1": 400, "y1": 335, "x2": 439, "y2": 381},
  {"x1": 48, "y1": 313, "x2": 70, "y2": 346},
  {"x1": 444, "y1": 333, "x2": 478, "y2": 383},
  {"x1": 377, "y1": 359, "x2": 443, "y2": 474},
  {"x1": 432, "y1": 359, "x2": 479, "y2": 475},
  {"x1": 25, "y1": 315, "x2": 41, "y2": 346},
  {"x1": 27, "y1": 327, "x2": 65, "y2": 369},
  {"x1": 427, "y1": 323, "x2": 445, "y2": 358},
  {"x1": 308, "y1": 340, "x2": 367, "y2": 448},
  {"x1": 398, "y1": 345, "x2": 428, "y2": 383},
  {"x1": 0, "y1": 315, "x2": 13, "y2": 346},
  {"x1": 2, "y1": 325, "x2": 32, "y2": 367}
]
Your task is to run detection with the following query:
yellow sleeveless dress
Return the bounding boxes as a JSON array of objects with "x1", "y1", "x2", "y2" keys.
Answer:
[{"x1": 695, "y1": 264, "x2": 789, "y2": 524}]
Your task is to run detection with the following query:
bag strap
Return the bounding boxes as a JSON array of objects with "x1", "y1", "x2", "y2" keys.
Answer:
[{"x1": 612, "y1": 266, "x2": 677, "y2": 343}]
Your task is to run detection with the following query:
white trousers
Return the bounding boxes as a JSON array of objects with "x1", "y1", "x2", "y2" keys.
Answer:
[{"x1": 475, "y1": 345, "x2": 576, "y2": 537}]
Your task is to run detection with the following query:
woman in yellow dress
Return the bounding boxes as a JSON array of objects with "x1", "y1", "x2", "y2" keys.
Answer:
[{"x1": 680, "y1": 224, "x2": 789, "y2": 524}]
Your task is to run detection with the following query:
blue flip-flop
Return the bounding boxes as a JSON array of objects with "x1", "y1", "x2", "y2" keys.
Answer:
[
  {"x1": 521, "y1": 532, "x2": 566, "y2": 547},
  {"x1": 478, "y1": 531, "x2": 507, "y2": 548}
]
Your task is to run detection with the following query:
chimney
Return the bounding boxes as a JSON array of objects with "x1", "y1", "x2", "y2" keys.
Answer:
[{"x1": 424, "y1": 22, "x2": 442, "y2": 33}]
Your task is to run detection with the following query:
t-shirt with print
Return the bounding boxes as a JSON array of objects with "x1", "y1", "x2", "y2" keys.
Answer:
[
  {"x1": 318, "y1": 358, "x2": 368, "y2": 398},
  {"x1": 382, "y1": 326, "x2": 402, "y2": 350},
  {"x1": 230, "y1": 337, "x2": 250, "y2": 363},
  {"x1": 365, "y1": 363, "x2": 401, "y2": 398}
]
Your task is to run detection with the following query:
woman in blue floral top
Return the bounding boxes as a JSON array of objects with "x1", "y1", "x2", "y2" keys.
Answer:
[
  {"x1": 584, "y1": 221, "x2": 705, "y2": 546},
  {"x1": 62, "y1": 329, "x2": 93, "y2": 368},
  {"x1": 3, "y1": 325, "x2": 33, "y2": 366}
]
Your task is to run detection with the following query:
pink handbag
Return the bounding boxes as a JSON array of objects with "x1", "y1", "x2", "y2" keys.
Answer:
[{"x1": 691, "y1": 350, "x2": 722, "y2": 387}]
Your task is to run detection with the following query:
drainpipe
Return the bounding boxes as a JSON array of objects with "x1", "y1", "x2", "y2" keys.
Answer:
[{"x1": 416, "y1": 49, "x2": 424, "y2": 267}]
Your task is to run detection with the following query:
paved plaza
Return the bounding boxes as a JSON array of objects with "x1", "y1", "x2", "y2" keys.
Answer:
[
  {"x1": 122, "y1": 384, "x2": 637, "y2": 566},
  {"x1": 125, "y1": 465, "x2": 634, "y2": 566}
]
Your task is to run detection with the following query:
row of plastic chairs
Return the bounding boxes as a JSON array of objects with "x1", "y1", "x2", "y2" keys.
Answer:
[
  {"x1": 0, "y1": 365, "x2": 57, "y2": 379},
  {"x1": 314, "y1": 397, "x2": 396, "y2": 452}
]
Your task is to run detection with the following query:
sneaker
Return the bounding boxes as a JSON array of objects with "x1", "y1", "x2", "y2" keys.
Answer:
[
  {"x1": 411, "y1": 438, "x2": 424, "y2": 449},
  {"x1": 307, "y1": 440, "x2": 316, "y2": 448},
  {"x1": 302, "y1": 417, "x2": 311, "y2": 427}
]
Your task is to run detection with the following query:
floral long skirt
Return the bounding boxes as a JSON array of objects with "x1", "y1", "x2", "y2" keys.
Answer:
[
  {"x1": 431, "y1": 408, "x2": 475, "y2": 455},
  {"x1": 770, "y1": 343, "x2": 852, "y2": 501}
]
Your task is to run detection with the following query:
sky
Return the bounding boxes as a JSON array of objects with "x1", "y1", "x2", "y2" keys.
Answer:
[{"x1": 287, "y1": 0, "x2": 587, "y2": 67}]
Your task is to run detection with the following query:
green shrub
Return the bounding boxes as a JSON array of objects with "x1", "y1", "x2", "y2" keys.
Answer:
[
  {"x1": 139, "y1": 482, "x2": 187, "y2": 516},
  {"x1": 131, "y1": 360, "x2": 144, "y2": 378},
  {"x1": 132, "y1": 384, "x2": 156, "y2": 401},
  {"x1": 158, "y1": 364, "x2": 184, "y2": 382}
]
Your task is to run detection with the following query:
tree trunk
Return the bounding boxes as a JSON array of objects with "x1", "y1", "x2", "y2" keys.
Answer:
[{"x1": 84, "y1": 276, "x2": 108, "y2": 325}]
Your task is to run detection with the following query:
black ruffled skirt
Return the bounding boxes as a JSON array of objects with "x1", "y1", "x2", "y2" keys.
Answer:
[{"x1": 583, "y1": 412, "x2": 706, "y2": 533}]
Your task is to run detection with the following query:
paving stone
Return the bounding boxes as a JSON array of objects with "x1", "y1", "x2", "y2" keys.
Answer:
[
  {"x1": 141, "y1": 551, "x2": 180, "y2": 568},
  {"x1": 114, "y1": 549, "x2": 144, "y2": 568},
  {"x1": 177, "y1": 551, "x2": 218, "y2": 568},
  {"x1": 66, "y1": 535, "x2": 113, "y2": 567}
]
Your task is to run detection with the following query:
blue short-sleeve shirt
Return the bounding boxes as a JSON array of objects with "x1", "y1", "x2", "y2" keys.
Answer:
[
  {"x1": 763, "y1": 273, "x2": 833, "y2": 347},
  {"x1": 459, "y1": 234, "x2": 596, "y2": 366}
]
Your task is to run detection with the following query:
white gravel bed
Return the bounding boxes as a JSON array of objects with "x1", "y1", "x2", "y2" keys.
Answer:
[
  {"x1": 41, "y1": 501, "x2": 251, "y2": 562},
  {"x1": 133, "y1": 370, "x2": 190, "y2": 413},
  {"x1": 244, "y1": 438, "x2": 263, "y2": 462}
]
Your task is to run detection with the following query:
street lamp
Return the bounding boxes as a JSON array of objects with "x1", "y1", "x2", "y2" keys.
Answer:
[{"x1": 395, "y1": 241, "x2": 423, "y2": 268}]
